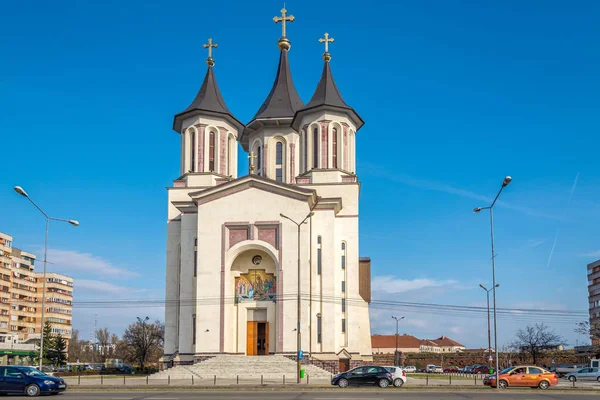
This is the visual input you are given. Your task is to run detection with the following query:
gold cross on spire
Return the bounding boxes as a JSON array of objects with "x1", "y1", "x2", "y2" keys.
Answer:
[
  {"x1": 273, "y1": 7, "x2": 295, "y2": 38},
  {"x1": 203, "y1": 38, "x2": 218, "y2": 66},
  {"x1": 248, "y1": 151, "x2": 257, "y2": 174},
  {"x1": 319, "y1": 32, "x2": 334, "y2": 61}
]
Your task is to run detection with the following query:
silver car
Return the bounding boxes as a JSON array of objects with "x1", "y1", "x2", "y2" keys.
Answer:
[{"x1": 566, "y1": 367, "x2": 600, "y2": 382}]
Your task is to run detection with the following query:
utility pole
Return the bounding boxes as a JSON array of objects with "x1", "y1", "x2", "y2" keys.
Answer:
[{"x1": 391, "y1": 316, "x2": 404, "y2": 366}]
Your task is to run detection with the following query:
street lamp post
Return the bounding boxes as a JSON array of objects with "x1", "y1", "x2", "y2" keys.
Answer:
[
  {"x1": 391, "y1": 316, "x2": 404, "y2": 366},
  {"x1": 479, "y1": 284, "x2": 499, "y2": 368},
  {"x1": 473, "y1": 176, "x2": 511, "y2": 388},
  {"x1": 280, "y1": 211, "x2": 314, "y2": 384},
  {"x1": 14, "y1": 186, "x2": 79, "y2": 371}
]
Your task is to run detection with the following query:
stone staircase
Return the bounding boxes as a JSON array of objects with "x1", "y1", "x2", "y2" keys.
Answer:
[{"x1": 151, "y1": 355, "x2": 332, "y2": 380}]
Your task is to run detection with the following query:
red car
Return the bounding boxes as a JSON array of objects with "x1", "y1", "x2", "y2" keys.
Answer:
[{"x1": 474, "y1": 365, "x2": 492, "y2": 374}]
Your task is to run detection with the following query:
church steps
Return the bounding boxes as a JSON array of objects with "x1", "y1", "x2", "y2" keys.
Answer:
[{"x1": 151, "y1": 355, "x2": 331, "y2": 379}]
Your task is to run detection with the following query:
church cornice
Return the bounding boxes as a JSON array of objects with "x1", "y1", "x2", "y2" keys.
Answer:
[{"x1": 186, "y1": 174, "x2": 317, "y2": 207}]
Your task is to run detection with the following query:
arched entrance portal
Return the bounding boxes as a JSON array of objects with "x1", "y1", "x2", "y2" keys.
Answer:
[{"x1": 229, "y1": 248, "x2": 278, "y2": 355}]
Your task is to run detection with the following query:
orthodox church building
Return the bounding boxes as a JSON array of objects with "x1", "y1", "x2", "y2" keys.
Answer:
[{"x1": 162, "y1": 8, "x2": 373, "y2": 368}]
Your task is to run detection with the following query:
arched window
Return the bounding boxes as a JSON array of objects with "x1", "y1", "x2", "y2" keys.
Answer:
[
  {"x1": 275, "y1": 142, "x2": 283, "y2": 182},
  {"x1": 209, "y1": 131, "x2": 216, "y2": 172},
  {"x1": 312, "y1": 127, "x2": 319, "y2": 169},
  {"x1": 303, "y1": 129, "x2": 308, "y2": 172},
  {"x1": 227, "y1": 136, "x2": 232, "y2": 175},
  {"x1": 341, "y1": 242, "x2": 346, "y2": 269},
  {"x1": 317, "y1": 236, "x2": 322, "y2": 274},
  {"x1": 257, "y1": 146, "x2": 262, "y2": 176},
  {"x1": 190, "y1": 130, "x2": 195, "y2": 172},
  {"x1": 332, "y1": 127, "x2": 338, "y2": 168}
]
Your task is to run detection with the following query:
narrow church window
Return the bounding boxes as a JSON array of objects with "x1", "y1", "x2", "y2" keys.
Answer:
[
  {"x1": 257, "y1": 146, "x2": 262, "y2": 176},
  {"x1": 332, "y1": 127, "x2": 338, "y2": 168},
  {"x1": 341, "y1": 298, "x2": 346, "y2": 313},
  {"x1": 303, "y1": 130, "x2": 308, "y2": 172},
  {"x1": 341, "y1": 280, "x2": 345, "y2": 293},
  {"x1": 209, "y1": 131, "x2": 216, "y2": 171},
  {"x1": 341, "y1": 242, "x2": 346, "y2": 269},
  {"x1": 317, "y1": 315, "x2": 322, "y2": 343},
  {"x1": 312, "y1": 127, "x2": 319, "y2": 168},
  {"x1": 192, "y1": 314, "x2": 196, "y2": 345},
  {"x1": 227, "y1": 136, "x2": 232, "y2": 175},
  {"x1": 342, "y1": 318, "x2": 346, "y2": 333},
  {"x1": 190, "y1": 130, "x2": 196, "y2": 172},
  {"x1": 275, "y1": 142, "x2": 283, "y2": 182},
  {"x1": 194, "y1": 238, "x2": 198, "y2": 277},
  {"x1": 317, "y1": 236, "x2": 322, "y2": 274}
]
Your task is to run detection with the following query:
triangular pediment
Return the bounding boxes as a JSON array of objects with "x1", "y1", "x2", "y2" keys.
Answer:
[
  {"x1": 336, "y1": 348, "x2": 352, "y2": 359},
  {"x1": 187, "y1": 174, "x2": 317, "y2": 207}
]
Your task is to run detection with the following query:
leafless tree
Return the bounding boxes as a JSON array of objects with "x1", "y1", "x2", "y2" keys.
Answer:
[
  {"x1": 122, "y1": 317, "x2": 164, "y2": 372},
  {"x1": 95, "y1": 327, "x2": 111, "y2": 361},
  {"x1": 574, "y1": 321, "x2": 600, "y2": 355},
  {"x1": 67, "y1": 329, "x2": 85, "y2": 363},
  {"x1": 512, "y1": 323, "x2": 564, "y2": 365}
]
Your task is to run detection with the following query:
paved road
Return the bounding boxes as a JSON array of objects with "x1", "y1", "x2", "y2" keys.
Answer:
[{"x1": 55, "y1": 390, "x2": 600, "y2": 400}]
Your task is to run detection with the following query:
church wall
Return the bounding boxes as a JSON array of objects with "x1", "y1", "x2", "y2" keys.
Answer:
[
  {"x1": 177, "y1": 212, "x2": 198, "y2": 359},
  {"x1": 248, "y1": 127, "x2": 299, "y2": 183},
  {"x1": 178, "y1": 115, "x2": 239, "y2": 177},
  {"x1": 295, "y1": 110, "x2": 358, "y2": 175},
  {"x1": 164, "y1": 219, "x2": 181, "y2": 356},
  {"x1": 195, "y1": 187, "x2": 311, "y2": 354}
]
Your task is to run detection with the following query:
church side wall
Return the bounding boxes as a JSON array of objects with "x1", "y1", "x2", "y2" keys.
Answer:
[
  {"x1": 164, "y1": 219, "x2": 181, "y2": 356},
  {"x1": 177, "y1": 213, "x2": 198, "y2": 359}
]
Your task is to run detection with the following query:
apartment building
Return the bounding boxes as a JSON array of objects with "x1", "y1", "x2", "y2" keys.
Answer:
[
  {"x1": 0, "y1": 231, "x2": 73, "y2": 364},
  {"x1": 588, "y1": 259, "x2": 600, "y2": 345}
]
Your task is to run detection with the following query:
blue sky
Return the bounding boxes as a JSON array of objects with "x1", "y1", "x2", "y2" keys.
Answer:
[{"x1": 1, "y1": 0, "x2": 599, "y2": 348}]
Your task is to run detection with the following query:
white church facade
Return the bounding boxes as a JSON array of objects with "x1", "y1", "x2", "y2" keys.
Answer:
[{"x1": 162, "y1": 9, "x2": 373, "y2": 370}]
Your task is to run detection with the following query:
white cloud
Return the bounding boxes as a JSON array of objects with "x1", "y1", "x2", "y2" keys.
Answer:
[
  {"x1": 581, "y1": 250, "x2": 600, "y2": 258},
  {"x1": 75, "y1": 279, "x2": 146, "y2": 294},
  {"x1": 406, "y1": 319, "x2": 427, "y2": 328},
  {"x1": 372, "y1": 276, "x2": 459, "y2": 294},
  {"x1": 524, "y1": 239, "x2": 545, "y2": 248},
  {"x1": 47, "y1": 249, "x2": 139, "y2": 278},
  {"x1": 450, "y1": 326, "x2": 462, "y2": 334}
]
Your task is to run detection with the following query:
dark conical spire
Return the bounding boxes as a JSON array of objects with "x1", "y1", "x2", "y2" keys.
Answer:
[
  {"x1": 173, "y1": 65, "x2": 243, "y2": 133},
  {"x1": 291, "y1": 59, "x2": 364, "y2": 131},
  {"x1": 304, "y1": 61, "x2": 350, "y2": 110},
  {"x1": 251, "y1": 50, "x2": 304, "y2": 121}
]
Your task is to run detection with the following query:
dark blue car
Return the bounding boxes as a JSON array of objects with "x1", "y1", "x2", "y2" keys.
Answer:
[{"x1": 0, "y1": 366, "x2": 67, "y2": 396}]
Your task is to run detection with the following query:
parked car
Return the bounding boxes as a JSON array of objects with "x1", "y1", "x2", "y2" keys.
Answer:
[
  {"x1": 474, "y1": 365, "x2": 492, "y2": 374},
  {"x1": 483, "y1": 365, "x2": 558, "y2": 389},
  {"x1": 0, "y1": 366, "x2": 67, "y2": 397},
  {"x1": 403, "y1": 366, "x2": 416, "y2": 373},
  {"x1": 555, "y1": 364, "x2": 586, "y2": 378},
  {"x1": 119, "y1": 365, "x2": 135, "y2": 375},
  {"x1": 444, "y1": 366, "x2": 459, "y2": 373},
  {"x1": 331, "y1": 366, "x2": 393, "y2": 388},
  {"x1": 383, "y1": 366, "x2": 407, "y2": 387},
  {"x1": 565, "y1": 367, "x2": 600, "y2": 382},
  {"x1": 426, "y1": 365, "x2": 443, "y2": 373}
]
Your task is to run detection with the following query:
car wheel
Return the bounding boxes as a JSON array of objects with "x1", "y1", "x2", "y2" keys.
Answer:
[
  {"x1": 25, "y1": 384, "x2": 40, "y2": 397},
  {"x1": 338, "y1": 378, "x2": 348, "y2": 388},
  {"x1": 498, "y1": 379, "x2": 508, "y2": 389},
  {"x1": 538, "y1": 380, "x2": 550, "y2": 390},
  {"x1": 569, "y1": 376, "x2": 576, "y2": 382},
  {"x1": 393, "y1": 378, "x2": 404, "y2": 388},
  {"x1": 379, "y1": 379, "x2": 389, "y2": 388},
  {"x1": 597, "y1": 376, "x2": 600, "y2": 382}
]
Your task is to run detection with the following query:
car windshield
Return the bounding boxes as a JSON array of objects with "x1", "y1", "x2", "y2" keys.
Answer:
[
  {"x1": 500, "y1": 367, "x2": 514, "y2": 374},
  {"x1": 20, "y1": 367, "x2": 46, "y2": 377}
]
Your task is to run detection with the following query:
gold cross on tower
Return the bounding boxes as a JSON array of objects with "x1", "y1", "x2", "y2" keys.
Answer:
[
  {"x1": 248, "y1": 151, "x2": 257, "y2": 174},
  {"x1": 273, "y1": 7, "x2": 295, "y2": 38},
  {"x1": 203, "y1": 38, "x2": 218, "y2": 66},
  {"x1": 319, "y1": 32, "x2": 335, "y2": 61}
]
